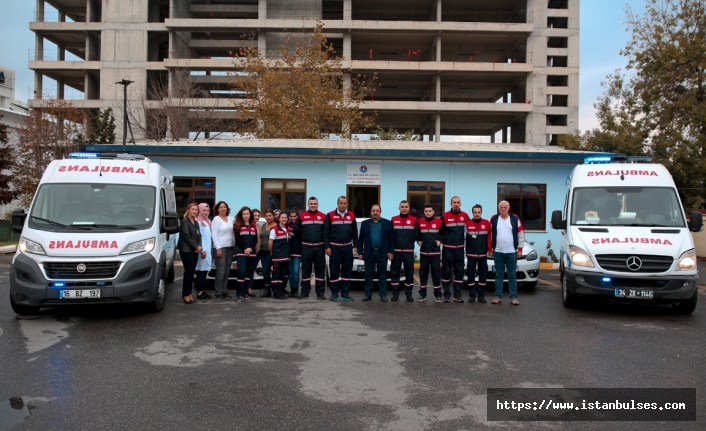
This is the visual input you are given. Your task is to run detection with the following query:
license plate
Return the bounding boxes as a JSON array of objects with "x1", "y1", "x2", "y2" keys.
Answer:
[
  {"x1": 358, "y1": 265, "x2": 364, "y2": 272},
  {"x1": 614, "y1": 288, "x2": 654, "y2": 299},
  {"x1": 60, "y1": 289, "x2": 101, "y2": 299}
]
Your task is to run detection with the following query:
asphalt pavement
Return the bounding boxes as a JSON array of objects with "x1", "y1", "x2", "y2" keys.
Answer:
[{"x1": 1, "y1": 253, "x2": 705, "y2": 430}]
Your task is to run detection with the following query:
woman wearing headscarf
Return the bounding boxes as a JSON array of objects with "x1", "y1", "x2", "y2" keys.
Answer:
[
  {"x1": 234, "y1": 206, "x2": 258, "y2": 301},
  {"x1": 177, "y1": 203, "x2": 202, "y2": 304},
  {"x1": 211, "y1": 201, "x2": 235, "y2": 299},
  {"x1": 194, "y1": 203, "x2": 214, "y2": 300}
]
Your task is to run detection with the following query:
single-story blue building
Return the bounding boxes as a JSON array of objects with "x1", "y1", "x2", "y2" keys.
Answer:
[{"x1": 85, "y1": 140, "x2": 603, "y2": 257}]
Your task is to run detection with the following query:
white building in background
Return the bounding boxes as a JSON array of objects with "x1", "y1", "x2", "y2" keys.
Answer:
[{"x1": 0, "y1": 66, "x2": 28, "y2": 217}]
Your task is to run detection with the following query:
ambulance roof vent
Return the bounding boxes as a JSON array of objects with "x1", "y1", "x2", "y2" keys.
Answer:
[{"x1": 583, "y1": 155, "x2": 652, "y2": 164}]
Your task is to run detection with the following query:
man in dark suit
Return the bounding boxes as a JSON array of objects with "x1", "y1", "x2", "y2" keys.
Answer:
[{"x1": 358, "y1": 204, "x2": 394, "y2": 302}]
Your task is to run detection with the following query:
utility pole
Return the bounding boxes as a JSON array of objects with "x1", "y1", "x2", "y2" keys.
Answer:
[{"x1": 116, "y1": 79, "x2": 134, "y2": 152}]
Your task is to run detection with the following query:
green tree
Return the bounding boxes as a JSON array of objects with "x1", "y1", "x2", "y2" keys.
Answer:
[
  {"x1": 87, "y1": 108, "x2": 116, "y2": 144},
  {"x1": 370, "y1": 126, "x2": 422, "y2": 141},
  {"x1": 560, "y1": 0, "x2": 706, "y2": 208},
  {"x1": 230, "y1": 23, "x2": 376, "y2": 139}
]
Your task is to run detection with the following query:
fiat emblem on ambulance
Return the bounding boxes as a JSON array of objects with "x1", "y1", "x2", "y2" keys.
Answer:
[{"x1": 76, "y1": 263, "x2": 87, "y2": 273}]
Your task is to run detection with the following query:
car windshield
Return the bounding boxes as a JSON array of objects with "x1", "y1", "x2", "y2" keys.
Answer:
[
  {"x1": 571, "y1": 187, "x2": 685, "y2": 227},
  {"x1": 28, "y1": 183, "x2": 156, "y2": 232}
]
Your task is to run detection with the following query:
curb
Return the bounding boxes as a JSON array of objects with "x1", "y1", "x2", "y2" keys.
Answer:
[
  {"x1": 540, "y1": 262, "x2": 559, "y2": 269},
  {"x1": 0, "y1": 245, "x2": 17, "y2": 254}
]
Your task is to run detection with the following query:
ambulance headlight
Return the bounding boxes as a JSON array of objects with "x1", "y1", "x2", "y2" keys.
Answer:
[
  {"x1": 524, "y1": 250, "x2": 538, "y2": 261},
  {"x1": 121, "y1": 238, "x2": 155, "y2": 255},
  {"x1": 569, "y1": 245, "x2": 594, "y2": 268},
  {"x1": 19, "y1": 238, "x2": 46, "y2": 255},
  {"x1": 676, "y1": 249, "x2": 697, "y2": 271}
]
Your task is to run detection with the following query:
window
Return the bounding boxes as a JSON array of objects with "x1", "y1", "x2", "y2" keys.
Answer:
[
  {"x1": 497, "y1": 184, "x2": 546, "y2": 230},
  {"x1": 261, "y1": 179, "x2": 306, "y2": 212},
  {"x1": 174, "y1": 177, "x2": 216, "y2": 217},
  {"x1": 407, "y1": 182, "x2": 445, "y2": 217}
]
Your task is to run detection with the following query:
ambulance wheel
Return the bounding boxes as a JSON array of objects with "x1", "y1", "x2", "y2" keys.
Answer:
[
  {"x1": 10, "y1": 296, "x2": 40, "y2": 316},
  {"x1": 522, "y1": 281, "x2": 537, "y2": 291},
  {"x1": 166, "y1": 263, "x2": 175, "y2": 283},
  {"x1": 672, "y1": 289, "x2": 697, "y2": 315},
  {"x1": 148, "y1": 276, "x2": 167, "y2": 313},
  {"x1": 561, "y1": 273, "x2": 579, "y2": 309}
]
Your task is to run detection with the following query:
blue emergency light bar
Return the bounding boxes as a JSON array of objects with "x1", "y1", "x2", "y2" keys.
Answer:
[
  {"x1": 584, "y1": 155, "x2": 653, "y2": 164},
  {"x1": 68, "y1": 152, "x2": 145, "y2": 160}
]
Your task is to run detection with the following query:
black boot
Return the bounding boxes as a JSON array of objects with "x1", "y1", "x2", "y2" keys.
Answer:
[
  {"x1": 289, "y1": 289, "x2": 299, "y2": 298},
  {"x1": 260, "y1": 285, "x2": 272, "y2": 298}
]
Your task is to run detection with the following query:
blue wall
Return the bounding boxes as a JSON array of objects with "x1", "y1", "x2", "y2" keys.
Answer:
[{"x1": 154, "y1": 157, "x2": 574, "y2": 256}]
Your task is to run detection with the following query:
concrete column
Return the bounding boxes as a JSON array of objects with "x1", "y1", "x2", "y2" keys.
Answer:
[
  {"x1": 57, "y1": 80, "x2": 64, "y2": 99},
  {"x1": 343, "y1": 0, "x2": 351, "y2": 20},
  {"x1": 34, "y1": 72, "x2": 43, "y2": 99},
  {"x1": 86, "y1": 0, "x2": 92, "y2": 22},
  {"x1": 35, "y1": 34, "x2": 44, "y2": 61},
  {"x1": 502, "y1": 126, "x2": 508, "y2": 143},
  {"x1": 436, "y1": 0, "x2": 442, "y2": 22},
  {"x1": 58, "y1": 9, "x2": 66, "y2": 22},
  {"x1": 58, "y1": 45, "x2": 65, "y2": 61},
  {"x1": 435, "y1": 114, "x2": 441, "y2": 142},
  {"x1": 490, "y1": 132, "x2": 495, "y2": 143},
  {"x1": 343, "y1": 32, "x2": 351, "y2": 60},
  {"x1": 435, "y1": 34, "x2": 441, "y2": 62},
  {"x1": 36, "y1": 0, "x2": 44, "y2": 22},
  {"x1": 258, "y1": 32, "x2": 267, "y2": 58},
  {"x1": 258, "y1": 0, "x2": 266, "y2": 19},
  {"x1": 435, "y1": 74, "x2": 441, "y2": 102}
]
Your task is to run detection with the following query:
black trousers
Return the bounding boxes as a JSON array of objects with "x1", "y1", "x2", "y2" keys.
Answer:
[
  {"x1": 329, "y1": 245, "x2": 353, "y2": 296},
  {"x1": 466, "y1": 256, "x2": 488, "y2": 298},
  {"x1": 390, "y1": 252, "x2": 414, "y2": 296},
  {"x1": 419, "y1": 253, "x2": 441, "y2": 297},
  {"x1": 442, "y1": 247, "x2": 465, "y2": 298},
  {"x1": 300, "y1": 245, "x2": 326, "y2": 297},
  {"x1": 271, "y1": 260, "x2": 289, "y2": 297}
]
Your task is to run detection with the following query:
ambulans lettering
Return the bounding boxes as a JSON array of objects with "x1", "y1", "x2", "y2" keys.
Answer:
[
  {"x1": 590, "y1": 238, "x2": 673, "y2": 245},
  {"x1": 587, "y1": 170, "x2": 658, "y2": 177},
  {"x1": 58, "y1": 165, "x2": 145, "y2": 174},
  {"x1": 48, "y1": 240, "x2": 119, "y2": 249}
]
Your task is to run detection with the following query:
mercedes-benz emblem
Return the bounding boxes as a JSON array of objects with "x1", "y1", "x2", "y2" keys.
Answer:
[
  {"x1": 76, "y1": 263, "x2": 87, "y2": 273},
  {"x1": 626, "y1": 256, "x2": 642, "y2": 271}
]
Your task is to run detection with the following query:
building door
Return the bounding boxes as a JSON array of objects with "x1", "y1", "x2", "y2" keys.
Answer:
[{"x1": 347, "y1": 186, "x2": 380, "y2": 218}]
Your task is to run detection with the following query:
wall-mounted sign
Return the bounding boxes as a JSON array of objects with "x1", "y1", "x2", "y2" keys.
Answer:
[{"x1": 347, "y1": 164, "x2": 380, "y2": 185}]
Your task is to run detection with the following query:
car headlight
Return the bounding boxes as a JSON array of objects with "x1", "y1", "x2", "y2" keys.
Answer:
[
  {"x1": 676, "y1": 249, "x2": 697, "y2": 271},
  {"x1": 569, "y1": 245, "x2": 594, "y2": 268},
  {"x1": 19, "y1": 237, "x2": 46, "y2": 255},
  {"x1": 121, "y1": 238, "x2": 155, "y2": 255},
  {"x1": 524, "y1": 250, "x2": 538, "y2": 261}
]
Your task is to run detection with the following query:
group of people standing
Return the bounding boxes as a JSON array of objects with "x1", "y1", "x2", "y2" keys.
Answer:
[{"x1": 176, "y1": 195, "x2": 525, "y2": 306}]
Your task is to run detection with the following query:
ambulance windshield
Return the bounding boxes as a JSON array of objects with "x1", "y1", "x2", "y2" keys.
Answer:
[
  {"x1": 28, "y1": 183, "x2": 156, "y2": 232},
  {"x1": 571, "y1": 187, "x2": 685, "y2": 227}
]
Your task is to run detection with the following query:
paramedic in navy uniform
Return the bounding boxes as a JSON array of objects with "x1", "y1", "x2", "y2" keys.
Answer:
[
  {"x1": 293, "y1": 197, "x2": 328, "y2": 299},
  {"x1": 441, "y1": 196, "x2": 470, "y2": 303},
  {"x1": 416, "y1": 204, "x2": 443, "y2": 302},
  {"x1": 269, "y1": 212, "x2": 291, "y2": 300},
  {"x1": 465, "y1": 204, "x2": 490, "y2": 303},
  {"x1": 390, "y1": 200, "x2": 417, "y2": 302},
  {"x1": 324, "y1": 196, "x2": 358, "y2": 301},
  {"x1": 358, "y1": 205, "x2": 394, "y2": 302}
]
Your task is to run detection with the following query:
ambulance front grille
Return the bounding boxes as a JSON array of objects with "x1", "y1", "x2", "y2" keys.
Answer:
[
  {"x1": 43, "y1": 262, "x2": 121, "y2": 279},
  {"x1": 594, "y1": 254, "x2": 673, "y2": 273}
]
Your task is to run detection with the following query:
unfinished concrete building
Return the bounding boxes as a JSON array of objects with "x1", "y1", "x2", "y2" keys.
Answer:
[{"x1": 29, "y1": 0, "x2": 579, "y2": 144}]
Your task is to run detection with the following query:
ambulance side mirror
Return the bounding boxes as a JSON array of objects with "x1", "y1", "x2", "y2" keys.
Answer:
[
  {"x1": 11, "y1": 209, "x2": 26, "y2": 233},
  {"x1": 161, "y1": 211, "x2": 180, "y2": 234},
  {"x1": 550, "y1": 210, "x2": 566, "y2": 230},
  {"x1": 689, "y1": 211, "x2": 703, "y2": 233}
]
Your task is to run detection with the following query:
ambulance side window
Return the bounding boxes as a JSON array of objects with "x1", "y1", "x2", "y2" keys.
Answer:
[{"x1": 160, "y1": 189, "x2": 166, "y2": 217}]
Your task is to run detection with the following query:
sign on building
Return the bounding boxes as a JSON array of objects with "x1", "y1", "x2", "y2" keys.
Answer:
[{"x1": 347, "y1": 164, "x2": 381, "y2": 185}]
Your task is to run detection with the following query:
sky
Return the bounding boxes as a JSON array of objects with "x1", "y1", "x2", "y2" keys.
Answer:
[{"x1": 0, "y1": 0, "x2": 647, "y2": 132}]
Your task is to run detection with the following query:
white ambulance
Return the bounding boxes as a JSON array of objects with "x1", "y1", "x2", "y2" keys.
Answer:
[
  {"x1": 551, "y1": 156, "x2": 702, "y2": 314},
  {"x1": 9, "y1": 152, "x2": 180, "y2": 315}
]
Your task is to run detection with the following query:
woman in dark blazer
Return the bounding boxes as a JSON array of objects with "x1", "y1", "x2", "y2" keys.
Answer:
[
  {"x1": 357, "y1": 204, "x2": 394, "y2": 301},
  {"x1": 178, "y1": 203, "x2": 203, "y2": 304}
]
